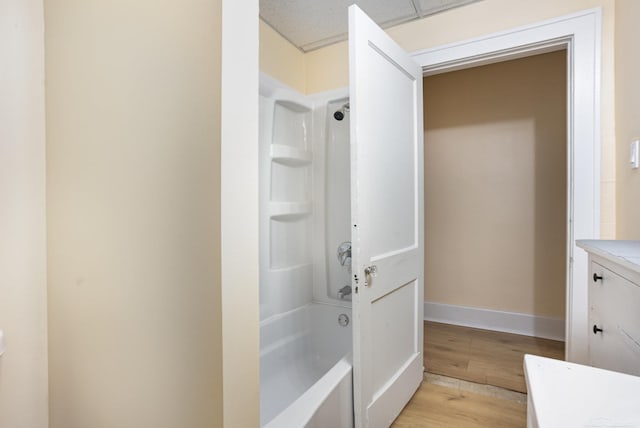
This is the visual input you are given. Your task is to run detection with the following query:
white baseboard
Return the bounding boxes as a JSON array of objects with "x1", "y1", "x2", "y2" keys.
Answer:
[{"x1": 424, "y1": 301, "x2": 565, "y2": 341}]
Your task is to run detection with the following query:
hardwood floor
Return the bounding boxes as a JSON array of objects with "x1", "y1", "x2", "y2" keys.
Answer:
[
  {"x1": 424, "y1": 321, "x2": 564, "y2": 393},
  {"x1": 392, "y1": 381, "x2": 526, "y2": 428},
  {"x1": 392, "y1": 321, "x2": 565, "y2": 427}
]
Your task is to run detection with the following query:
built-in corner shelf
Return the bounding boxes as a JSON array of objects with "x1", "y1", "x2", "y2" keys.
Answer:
[
  {"x1": 260, "y1": 76, "x2": 315, "y2": 315},
  {"x1": 270, "y1": 145, "x2": 312, "y2": 167},
  {"x1": 269, "y1": 202, "x2": 311, "y2": 221}
]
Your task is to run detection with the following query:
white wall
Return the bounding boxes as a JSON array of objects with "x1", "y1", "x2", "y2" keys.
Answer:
[{"x1": 0, "y1": 1, "x2": 49, "y2": 427}]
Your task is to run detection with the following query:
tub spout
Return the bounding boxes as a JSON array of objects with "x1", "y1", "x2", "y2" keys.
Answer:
[{"x1": 337, "y1": 285, "x2": 352, "y2": 300}]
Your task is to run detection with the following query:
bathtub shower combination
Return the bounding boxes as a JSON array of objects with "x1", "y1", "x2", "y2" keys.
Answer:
[
  {"x1": 259, "y1": 74, "x2": 354, "y2": 427},
  {"x1": 259, "y1": 8, "x2": 427, "y2": 427}
]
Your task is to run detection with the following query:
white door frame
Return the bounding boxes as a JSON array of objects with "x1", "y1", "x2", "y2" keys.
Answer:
[{"x1": 411, "y1": 8, "x2": 602, "y2": 364}]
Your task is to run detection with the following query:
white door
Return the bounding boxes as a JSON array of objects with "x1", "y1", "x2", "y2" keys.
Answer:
[{"x1": 349, "y1": 5, "x2": 424, "y2": 428}]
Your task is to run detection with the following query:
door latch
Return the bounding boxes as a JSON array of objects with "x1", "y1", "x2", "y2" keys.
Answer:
[{"x1": 364, "y1": 265, "x2": 378, "y2": 286}]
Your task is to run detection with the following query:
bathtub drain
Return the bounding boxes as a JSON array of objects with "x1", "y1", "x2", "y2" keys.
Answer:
[{"x1": 338, "y1": 313, "x2": 349, "y2": 327}]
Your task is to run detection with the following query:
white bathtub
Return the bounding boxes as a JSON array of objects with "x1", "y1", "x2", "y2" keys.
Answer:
[{"x1": 260, "y1": 303, "x2": 353, "y2": 428}]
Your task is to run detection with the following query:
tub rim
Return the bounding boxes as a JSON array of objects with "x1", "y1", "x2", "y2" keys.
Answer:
[{"x1": 263, "y1": 353, "x2": 353, "y2": 428}]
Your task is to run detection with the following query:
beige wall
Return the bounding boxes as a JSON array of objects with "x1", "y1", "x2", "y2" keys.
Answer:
[
  {"x1": 0, "y1": 1, "x2": 49, "y2": 427},
  {"x1": 615, "y1": 0, "x2": 640, "y2": 239},
  {"x1": 424, "y1": 52, "x2": 567, "y2": 317},
  {"x1": 304, "y1": 0, "x2": 613, "y2": 93},
  {"x1": 45, "y1": 1, "x2": 223, "y2": 427},
  {"x1": 260, "y1": 20, "x2": 306, "y2": 93},
  {"x1": 301, "y1": 0, "x2": 616, "y2": 238}
]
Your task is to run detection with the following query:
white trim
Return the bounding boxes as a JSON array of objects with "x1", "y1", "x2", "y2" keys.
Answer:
[
  {"x1": 221, "y1": 0, "x2": 260, "y2": 425},
  {"x1": 424, "y1": 302, "x2": 565, "y2": 342},
  {"x1": 412, "y1": 8, "x2": 601, "y2": 364}
]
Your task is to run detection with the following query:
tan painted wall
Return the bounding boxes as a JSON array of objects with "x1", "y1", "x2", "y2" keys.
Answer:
[
  {"x1": 260, "y1": 20, "x2": 306, "y2": 93},
  {"x1": 45, "y1": 1, "x2": 223, "y2": 426},
  {"x1": 0, "y1": 1, "x2": 49, "y2": 427},
  {"x1": 424, "y1": 52, "x2": 567, "y2": 317},
  {"x1": 615, "y1": 0, "x2": 640, "y2": 239},
  {"x1": 303, "y1": 0, "x2": 616, "y2": 238},
  {"x1": 305, "y1": 0, "x2": 613, "y2": 93}
]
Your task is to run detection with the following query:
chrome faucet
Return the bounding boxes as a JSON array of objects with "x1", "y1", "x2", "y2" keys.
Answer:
[
  {"x1": 337, "y1": 285, "x2": 352, "y2": 300},
  {"x1": 337, "y1": 241, "x2": 352, "y2": 266}
]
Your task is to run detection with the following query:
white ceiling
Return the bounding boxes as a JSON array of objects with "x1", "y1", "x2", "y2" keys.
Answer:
[{"x1": 260, "y1": 0, "x2": 482, "y2": 52}]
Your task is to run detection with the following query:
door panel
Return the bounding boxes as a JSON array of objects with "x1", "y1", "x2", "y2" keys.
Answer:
[
  {"x1": 349, "y1": 5, "x2": 424, "y2": 427},
  {"x1": 371, "y1": 280, "x2": 417, "y2": 393},
  {"x1": 359, "y1": 52, "x2": 417, "y2": 258}
]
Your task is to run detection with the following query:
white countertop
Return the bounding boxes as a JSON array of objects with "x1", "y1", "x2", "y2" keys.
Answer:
[
  {"x1": 576, "y1": 240, "x2": 640, "y2": 274},
  {"x1": 524, "y1": 354, "x2": 640, "y2": 427}
]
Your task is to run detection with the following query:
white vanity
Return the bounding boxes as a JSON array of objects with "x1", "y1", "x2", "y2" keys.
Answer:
[
  {"x1": 577, "y1": 239, "x2": 640, "y2": 374},
  {"x1": 524, "y1": 240, "x2": 640, "y2": 427}
]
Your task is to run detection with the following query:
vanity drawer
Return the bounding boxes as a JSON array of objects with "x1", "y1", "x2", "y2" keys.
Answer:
[{"x1": 589, "y1": 261, "x2": 640, "y2": 375}]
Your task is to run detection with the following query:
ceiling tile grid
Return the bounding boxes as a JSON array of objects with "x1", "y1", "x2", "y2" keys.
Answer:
[{"x1": 260, "y1": 0, "x2": 482, "y2": 52}]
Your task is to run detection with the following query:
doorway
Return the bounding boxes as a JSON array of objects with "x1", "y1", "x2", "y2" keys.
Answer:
[
  {"x1": 412, "y1": 8, "x2": 602, "y2": 363},
  {"x1": 423, "y1": 50, "x2": 567, "y2": 341}
]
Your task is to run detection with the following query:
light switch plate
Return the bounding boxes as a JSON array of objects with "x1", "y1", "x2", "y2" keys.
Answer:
[{"x1": 632, "y1": 140, "x2": 639, "y2": 169}]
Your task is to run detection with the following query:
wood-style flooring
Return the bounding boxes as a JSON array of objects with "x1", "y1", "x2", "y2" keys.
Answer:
[
  {"x1": 424, "y1": 321, "x2": 564, "y2": 393},
  {"x1": 392, "y1": 381, "x2": 526, "y2": 428},
  {"x1": 392, "y1": 321, "x2": 565, "y2": 427}
]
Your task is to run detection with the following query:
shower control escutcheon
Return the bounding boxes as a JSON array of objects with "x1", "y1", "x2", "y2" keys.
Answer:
[{"x1": 337, "y1": 242, "x2": 352, "y2": 267}]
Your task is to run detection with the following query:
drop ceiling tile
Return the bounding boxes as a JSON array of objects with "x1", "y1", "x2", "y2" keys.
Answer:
[
  {"x1": 416, "y1": 0, "x2": 481, "y2": 16},
  {"x1": 260, "y1": 0, "x2": 483, "y2": 52},
  {"x1": 260, "y1": 0, "x2": 418, "y2": 52}
]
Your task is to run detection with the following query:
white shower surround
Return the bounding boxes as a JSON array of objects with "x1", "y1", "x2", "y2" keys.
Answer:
[
  {"x1": 259, "y1": 74, "x2": 351, "y2": 319},
  {"x1": 259, "y1": 73, "x2": 353, "y2": 427}
]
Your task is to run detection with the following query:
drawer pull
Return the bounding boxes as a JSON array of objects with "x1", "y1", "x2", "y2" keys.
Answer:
[
  {"x1": 593, "y1": 325, "x2": 603, "y2": 334},
  {"x1": 593, "y1": 273, "x2": 603, "y2": 282}
]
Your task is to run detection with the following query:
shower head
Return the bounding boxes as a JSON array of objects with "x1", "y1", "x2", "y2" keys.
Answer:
[{"x1": 333, "y1": 102, "x2": 350, "y2": 121}]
